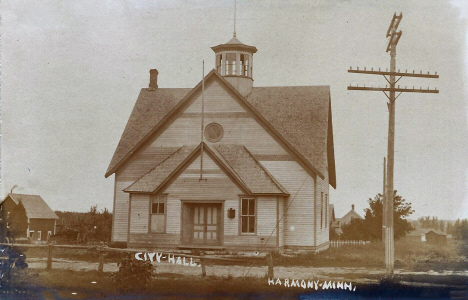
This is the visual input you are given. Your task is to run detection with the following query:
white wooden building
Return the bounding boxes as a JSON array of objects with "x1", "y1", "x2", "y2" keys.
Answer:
[{"x1": 106, "y1": 34, "x2": 336, "y2": 252}]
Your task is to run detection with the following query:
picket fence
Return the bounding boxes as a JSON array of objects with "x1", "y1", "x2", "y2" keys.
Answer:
[{"x1": 330, "y1": 240, "x2": 370, "y2": 247}]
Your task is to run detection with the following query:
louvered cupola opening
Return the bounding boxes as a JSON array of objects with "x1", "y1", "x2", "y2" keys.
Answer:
[{"x1": 211, "y1": 36, "x2": 257, "y2": 97}]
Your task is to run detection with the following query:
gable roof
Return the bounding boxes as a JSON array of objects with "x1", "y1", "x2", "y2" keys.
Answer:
[
  {"x1": 425, "y1": 229, "x2": 447, "y2": 236},
  {"x1": 124, "y1": 143, "x2": 288, "y2": 195},
  {"x1": 340, "y1": 209, "x2": 363, "y2": 224},
  {"x1": 106, "y1": 70, "x2": 336, "y2": 188},
  {"x1": 106, "y1": 88, "x2": 191, "y2": 176},
  {"x1": 212, "y1": 144, "x2": 288, "y2": 194},
  {"x1": 246, "y1": 86, "x2": 336, "y2": 188},
  {"x1": 6, "y1": 194, "x2": 59, "y2": 220}
]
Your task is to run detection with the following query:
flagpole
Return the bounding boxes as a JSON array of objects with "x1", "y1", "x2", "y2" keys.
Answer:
[{"x1": 199, "y1": 60, "x2": 205, "y2": 182}]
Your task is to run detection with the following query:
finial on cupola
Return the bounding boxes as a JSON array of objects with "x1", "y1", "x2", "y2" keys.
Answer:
[{"x1": 233, "y1": 0, "x2": 237, "y2": 38}]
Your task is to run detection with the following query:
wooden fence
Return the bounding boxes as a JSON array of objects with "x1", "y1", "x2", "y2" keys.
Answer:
[
  {"x1": 330, "y1": 240, "x2": 370, "y2": 247},
  {"x1": 0, "y1": 243, "x2": 274, "y2": 278}
]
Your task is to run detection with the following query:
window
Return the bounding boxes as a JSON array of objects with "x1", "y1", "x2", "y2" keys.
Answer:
[
  {"x1": 240, "y1": 54, "x2": 249, "y2": 76},
  {"x1": 48, "y1": 231, "x2": 52, "y2": 237},
  {"x1": 37, "y1": 231, "x2": 42, "y2": 241},
  {"x1": 241, "y1": 198, "x2": 255, "y2": 234},
  {"x1": 29, "y1": 231, "x2": 34, "y2": 238},
  {"x1": 225, "y1": 53, "x2": 236, "y2": 75},
  {"x1": 216, "y1": 55, "x2": 222, "y2": 73},
  {"x1": 204, "y1": 123, "x2": 224, "y2": 143},
  {"x1": 321, "y1": 192, "x2": 323, "y2": 229},
  {"x1": 325, "y1": 194, "x2": 328, "y2": 228},
  {"x1": 151, "y1": 195, "x2": 166, "y2": 233}
]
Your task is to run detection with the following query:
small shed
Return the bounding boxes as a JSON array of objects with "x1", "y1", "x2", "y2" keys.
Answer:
[
  {"x1": 425, "y1": 229, "x2": 447, "y2": 245},
  {"x1": 406, "y1": 227, "x2": 427, "y2": 242}
]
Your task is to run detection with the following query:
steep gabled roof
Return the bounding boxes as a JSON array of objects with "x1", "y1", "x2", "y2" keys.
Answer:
[
  {"x1": 106, "y1": 88, "x2": 191, "y2": 176},
  {"x1": 7, "y1": 194, "x2": 58, "y2": 220},
  {"x1": 246, "y1": 86, "x2": 336, "y2": 188},
  {"x1": 124, "y1": 143, "x2": 288, "y2": 195},
  {"x1": 340, "y1": 209, "x2": 363, "y2": 224},
  {"x1": 106, "y1": 70, "x2": 336, "y2": 189}
]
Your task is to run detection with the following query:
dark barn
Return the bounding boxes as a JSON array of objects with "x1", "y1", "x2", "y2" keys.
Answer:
[{"x1": 425, "y1": 229, "x2": 447, "y2": 245}]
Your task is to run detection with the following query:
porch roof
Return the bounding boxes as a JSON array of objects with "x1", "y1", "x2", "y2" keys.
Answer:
[{"x1": 124, "y1": 143, "x2": 289, "y2": 195}]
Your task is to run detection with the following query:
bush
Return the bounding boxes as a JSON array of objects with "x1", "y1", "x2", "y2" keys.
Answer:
[{"x1": 110, "y1": 253, "x2": 155, "y2": 293}]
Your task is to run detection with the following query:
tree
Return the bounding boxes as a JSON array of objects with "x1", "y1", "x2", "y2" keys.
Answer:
[
  {"x1": 7, "y1": 200, "x2": 29, "y2": 239},
  {"x1": 340, "y1": 190, "x2": 414, "y2": 241}
]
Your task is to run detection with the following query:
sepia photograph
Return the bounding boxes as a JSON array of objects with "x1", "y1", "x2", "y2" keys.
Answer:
[{"x1": 0, "y1": 0, "x2": 467, "y2": 299}]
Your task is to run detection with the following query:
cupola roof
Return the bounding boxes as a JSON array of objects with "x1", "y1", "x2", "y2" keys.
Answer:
[{"x1": 211, "y1": 35, "x2": 257, "y2": 53}]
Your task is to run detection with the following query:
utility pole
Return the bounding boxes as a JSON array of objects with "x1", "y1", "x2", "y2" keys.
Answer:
[
  {"x1": 347, "y1": 13, "x2": 439, "y2": 278},
  {"x1": 383, "y1": 157, "x2": 386, "y2": 241}
]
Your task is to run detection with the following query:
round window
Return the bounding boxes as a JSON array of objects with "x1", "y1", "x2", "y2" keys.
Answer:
[{"x1": 204, "y1": 123, "x2": 224, "y2": 143}]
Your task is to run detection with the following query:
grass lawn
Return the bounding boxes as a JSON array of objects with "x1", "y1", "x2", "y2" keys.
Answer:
[{"x1": 271, "y1": 239, "x2": 468, "y2": 271}]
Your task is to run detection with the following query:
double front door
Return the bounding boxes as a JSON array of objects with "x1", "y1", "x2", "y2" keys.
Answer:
[{"x1": 182, "y1": 203, "x2": 221, "y2": 245}]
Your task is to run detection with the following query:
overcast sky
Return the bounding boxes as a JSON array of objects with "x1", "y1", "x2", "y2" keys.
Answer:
[{"x1": 1, "y1": 0, "x2": 467, "y2": 220}]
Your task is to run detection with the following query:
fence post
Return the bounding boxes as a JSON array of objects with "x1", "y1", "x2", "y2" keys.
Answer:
[
  {"x1": 267, "y1": 253, "x2": 274, "y2": 278},
  {"x1": 47, "y1": 244, "x2": 52, "y2": 270},
  {"x1": 200, "y1": 254, "x2": 206, "y2": 277},
  {"x1": 98, "y1": 248, "x2": 104, "y2": 272}
]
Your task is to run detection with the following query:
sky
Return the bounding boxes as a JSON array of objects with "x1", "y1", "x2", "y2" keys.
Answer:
[{"x1": 1, "y1": 0, "x2": 467, "y2": 220}]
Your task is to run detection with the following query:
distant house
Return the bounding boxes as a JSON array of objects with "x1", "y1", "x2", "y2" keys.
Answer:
[
  {"x1": 0, "y1": 194, "x2": 59, "y2": 242},
  {"x1": 406, "y1": 227, "x2": 427, "y2": 242},
  {"x1": 425, "y1": 229, "x2": 447, "y2": 245},
  {"x1": 339, "y1": 204, "x2": 363, "y2": 226},
  {"x1": 328, "y1": 204, "x2": 342, "y2": 235}
]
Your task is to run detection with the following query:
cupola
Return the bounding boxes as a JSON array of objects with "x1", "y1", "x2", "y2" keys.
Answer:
[{"x1": 211, "y1": 34, "x2": 257, "y2": 97}]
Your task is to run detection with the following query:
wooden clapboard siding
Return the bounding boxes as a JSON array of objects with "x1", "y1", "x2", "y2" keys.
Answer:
[
  {"x1": 112, "y1": 174, "x2": 133, "y2": 242},
  {"x1": 166, "y1": 195, "x2": 181, "y2": 234},
  {"x1": 163, "y1": 154, "x2": 243, "y2": 199},
  {"x1": 129, "y1": 194, "x2": 150, "y2": 234},
  {"x1": 257, "y1": 196, "x2": 277, "y2": 238},
  {"x1": 224, "y1": 199, "x2": 239, "y2": 236},
  {"x1": 223, "y1": 235, "x2": 276, "y2": 248},
  {"x1": 259, "y1": 161, "x2": 315, "y2": 246},
  {"x1": 278, "y1": 196, "x2": 285, "y2": 247}
]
